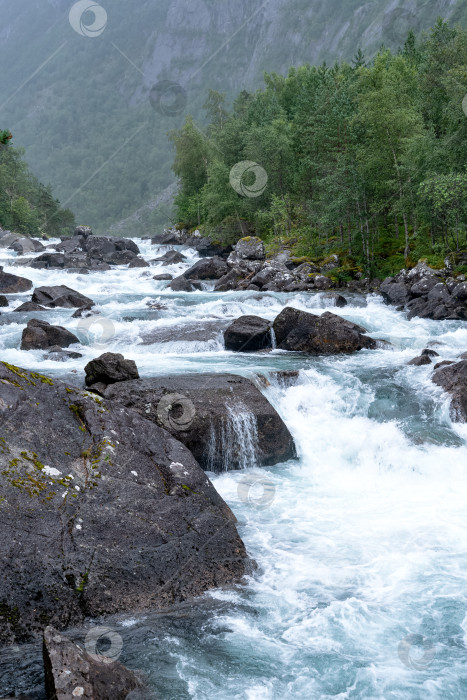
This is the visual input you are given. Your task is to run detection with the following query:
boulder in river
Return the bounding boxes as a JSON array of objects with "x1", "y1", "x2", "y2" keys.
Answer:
[
  {"x1": 102, "y1": 373, "x2": 297, "y2": 471},
  {"x1": 85, "y1": 352, "x2": 139, "y2": 390},
  {"x1": 20, "y1": 319, "x2": 80, "y2": 350},
  {"x1": 224, "y1": 315, "x2": 272, "y2": 352},
  {"x1": 0, "y1": 362, "x2": 247, "y2": 645},
  {"x1": 43, "y1": 626, "x2": 147, "y2": 700},
  {"x1": 273, "y1": 308, "x2": 377, "y2": 354},
  {"x1": 407, "y1": 354, "x2": 432, "y2": 366},
  {"x1": 14, "y1": 301, "x2": 47, "y2": 312},
  {"x1": 170, "y1": 275, "x2": 196, "y2": 292},
  {"x1": 128, "y1": 257, "x2": 150, "y2": 268},
  {"x1": 153, "y1": 250, "x2": 186, "y2": 265},
  {"x1": 32, "y1": 285, "x2": 94, "y2": 309},
  {"x1": 9, "y1": 237, "x2": 45, "y2": 254},
  {"x1": 183, "y1": 256, "x2": 228, "y2": 280},
  {"x1": 153, "y1": 273, "x2": 173, "y2": 281},
  {"x1": 432, "y1": 360, "x2": 467, "y2": 422},
  {"x1": 0, "y1": 294, "x2": 8, "y2": 307},
  {"x1": 0, "y1": 267, "x2": 33, "y2": 294},
  {"x1": 230, "y1": 237, "x2": 265, "y2": 262}
]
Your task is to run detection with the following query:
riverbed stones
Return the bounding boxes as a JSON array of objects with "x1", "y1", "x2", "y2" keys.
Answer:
[
  {"x1": 0, "y1": 294, "x2": 7, "y2": 307},
  {"x1": 183, "y1": 256, "x2": 228, "y2": 280},
  {"x1": 0, "y1": 363, "x2": 247, "y2": 645},
  {"x1": 432, "y1": 360, "x2": 467, "y2": 422},
  {"x1": 0, "y1": 267, "x2": 33, "y2": 294},
  {"x1": 14, "y1": 301, "x2": 47, "y2": 312},
  {"x1": 32, "y1": 285, "x2": 94, "y2": 309},
  {"x1": 273, "y1": 308, "x2": 377, "y2": 354},
  {"x1": 84, "y1": 352, "x2": 139, "y2": 389},
  {"x1": 102, "y1": 374, "x2": 297, "y2": 471},
  {"x1": 20, "y1": 319, "x2": 80, "y2": 350},
  {"x1": 224, "y1": 316, "x2": 272, "y2": 352},
  {"x1": 407, "y1": 354, "x2": 432, "y2": 366},
  {"x1": 43, "y1": 627, "x2": 147, "y2": 700}
]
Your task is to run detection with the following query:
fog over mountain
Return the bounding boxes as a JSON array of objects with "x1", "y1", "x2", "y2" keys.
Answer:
[{"x1": 0, "y1": 0, "x2": 465, "y2": 232}]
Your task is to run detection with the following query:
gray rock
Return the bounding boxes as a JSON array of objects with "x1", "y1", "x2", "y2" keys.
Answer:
[
  {"x1": 43, "y1": 626, "x2": 148, "y2": 700},
  {"x1": 74, "y1": 225, "x2": 93, "y2": 238},
  {"x1": 313, "y1": 275, "x2": 334, "y2": 290},
  {"x1": 0, "y1": 294, "x2": 8, "y2": 307},
  {"x1": 183, "y1": 257, "x2": 228, "y2": 280},
  {"x1": 0, "y1": 363, "x2": 246, "y2": 645},
  {"x1": 153, "y1": 273, "x2": 173, "y2": 281},
  {"x1": 452, "y1": 282, "x2": 467, "y2": 301},
  {"x1": 32, "y1": 285, "x2": 94, "y2": 309},
  {"x1": 13, "y1": 302, "x2": 47, "y2": 312},
  {"x1": 432, "y1": 360, "x2": 467, "y2": 421},
  {"x1": 103, "y1": 374, "x2": 297, "y2": 471},
  {"x1": 380, "y1": 278, "x2": 411, "y2": 306},
  {"x1": 407, "y1": 355, "x2": 432, "y2": 366},
  {"x1": 30, "y1": 252, "x2": 66, "y2": 269},
  {"x1": 273, "y1": 308, "x2": 376, "y2": 354},
  {"x1": 231, "y1": 237, "x2": 265, "y2": 261},
  {"x1": 170, "y1": 276, "x2": 195, "y2": 292},
  {"x1": 20, "y1": 319, "x2": 80, "y2": 350},
  {"x1": 8, "y1": 237, "x2": 45, "y2": 254},
  {"x1": 434, "y1": 360, "x2": 455, "y2": 370},
  {"x1": 322, "y1": 293, "x2": 348, "y2": 307},
  {"x1": 85, "y1": 352, "x2": 139, "y2": 388},
  {"x1": 224, "y1": 316, "x2": 272, "y2": 352},
  {"x1": 0, "y1": 267, "x2": 33, "y2": 294},
  {"x1": 152, "y1": 250, "x2": 186, "y2": 265},
  {"x1": 44, "y1": 346, "x2": 83, "y2": 361},
  {"x1": 128, "y1": 257, "x2": 150, "y2": 268}
]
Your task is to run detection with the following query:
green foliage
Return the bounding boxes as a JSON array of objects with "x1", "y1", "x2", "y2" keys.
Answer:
[
  {"x1": 0, "y1": 134, "x2": 75, "y2": 237},
  {"x1": 171, "y1": 20, "x2": 467, "y2": 278}
]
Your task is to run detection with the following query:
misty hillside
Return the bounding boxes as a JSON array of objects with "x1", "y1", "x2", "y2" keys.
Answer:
[{"x1": 0, "y1": 0, "x2": 465, "y2": 233}]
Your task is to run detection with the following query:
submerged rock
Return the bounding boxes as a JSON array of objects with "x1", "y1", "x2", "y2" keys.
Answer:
[
  {"x1": 407, "y1": 354, "x2": 432, "y2": 366},
  {"x1": 0, "y1": 363, "x2": 247, "y2": 645},
  {"x1": 432, "y1": 360, "x2": 467, "y2": 422},
  {"x1": 102, "y1": 374, "x2": 297, "y2": 471},
  {"x1": 20, "y1": 319, "x2": 80, "y2": 350},
  {"x1": 170, "y1": 275, "x2": 196, "y2": 292},
  {"x1": 0, "y1": 267, "x2": 33, "y2": 294},
  {"x1": 43, "y1": 626, "x2": 147, "y2": 700},
  {"x1": 273, "y1": 308, "x2": 376, "y2": 354},
  {"x1": 224, "y1": 315, "x2": 272, "y2": 352},
  {"x1": 32, "y1": 285, "x2": 94, "y2": 309},
  {"x1": 0, "y1": 294, "x2": 8, "y2": 307},
  {"x1": 152, "y1": 250, "x2": 186, "y2": 265},
  {"x1": 14, "y1": 302, "x2": 47, "y2": 312}
]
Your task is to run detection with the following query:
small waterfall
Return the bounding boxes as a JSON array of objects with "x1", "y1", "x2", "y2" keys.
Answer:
[
  {"x1": 270, "y1": 326, "x2": 277, "y2": 349},
  {"x1": 206, "y1": 402, "x2": 260, "y2": 471}
]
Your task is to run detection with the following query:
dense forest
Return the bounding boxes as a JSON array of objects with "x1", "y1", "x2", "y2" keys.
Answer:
[
  {"x1": 0, "y1": 133, "x2": 75, "y2": 237},
  {"x1": 171, "y1": 20, "x2": 467, "y2": 279}
]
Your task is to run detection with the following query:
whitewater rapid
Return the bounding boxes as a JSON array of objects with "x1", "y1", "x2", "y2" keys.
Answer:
[{"x1": 1, "y1": 238, "x2": 466, "y2": 699}]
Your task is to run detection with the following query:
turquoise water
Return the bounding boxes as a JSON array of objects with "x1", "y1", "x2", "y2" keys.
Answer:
[{"x1": 0, "y1": 239, "x2": 466, "y2": 699}]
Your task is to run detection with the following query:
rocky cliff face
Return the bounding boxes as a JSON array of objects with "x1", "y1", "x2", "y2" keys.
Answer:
[{"x1": 0, "y1": 0, "x2": 464, "y2": 231}]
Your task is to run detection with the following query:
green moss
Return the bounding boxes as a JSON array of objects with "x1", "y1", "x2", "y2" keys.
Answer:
[{"x1": 30, "y1": 372, "x2": 54, "y2": 386}]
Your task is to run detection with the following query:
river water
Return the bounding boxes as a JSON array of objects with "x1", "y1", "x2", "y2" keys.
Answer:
[{"x1": 1, "y1": 239, "x2": 466, "y2": 699}]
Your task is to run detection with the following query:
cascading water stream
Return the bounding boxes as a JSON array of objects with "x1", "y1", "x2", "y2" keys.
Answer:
[{"x1": 0, "y1": 238, "x2": 466, "y2": 699}]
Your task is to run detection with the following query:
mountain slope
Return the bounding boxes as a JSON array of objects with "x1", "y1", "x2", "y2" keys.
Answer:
[{"x1": 0, "y1": 0, "x2": 465, "y2": 233}]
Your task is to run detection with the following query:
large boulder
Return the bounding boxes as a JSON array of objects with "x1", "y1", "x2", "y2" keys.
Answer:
[
  {"x1": 0, "y1": 294, "x2": 8, "y2": 307},
  {"x1": 0, "y1": 267, "x2": 33, "y2": 294},
  {"x1": 9, "y1": 237, "x2": 45, "y2": 254},
  {"x1": 273, "y1": 308, "x2": 377, "y2": 354},
  {"x1": 84, "y1": 352, "x2": 139, "y2": 390},
  {"x1": 170, "y1": 275, "x2": 196, "y2": 292},
  {"x1": 43, "y1": 627, "x2": 147, "y2": 700},
  {"x1": 185, "y1": 236, "x2": 233, "y2": 259},
  {"x1": 230, "y1": 237, "x2": 265, "y2": 262},
  {"x1": 32, "y1": 285, "x2": 94, "y2": 309},
  {"x1": 183, "y1": 256, "x2": 228, "y2": 280},
  {"x1": 152, "y1": 250, "x2": 186, "y2": 265},
  {"x1": 20, "y1": 319, "x2": 80, "y2": 350},
  {"x1": 432, "y1": 360, "x2": 467, "y2": 422},
  {"x1": 0, "y1": 363, "x2": 247, "y2": 645},
  {"x1": 102, "y1": 374, "x2": 297, "y2": 471},
  {"x1": 224, "y1": 316, "x2": 272, "y2": 352}
]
